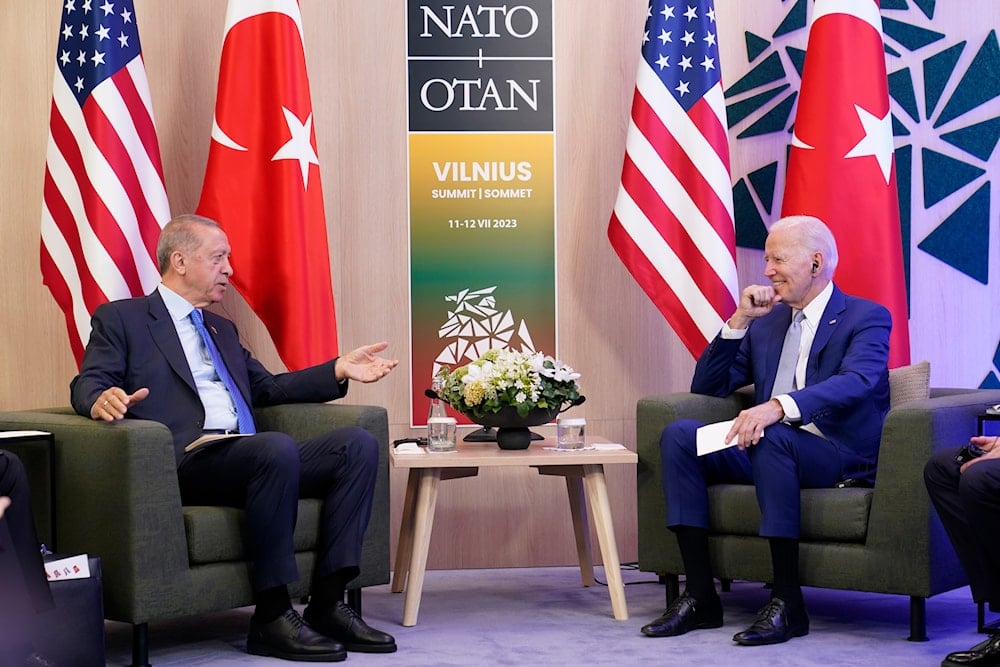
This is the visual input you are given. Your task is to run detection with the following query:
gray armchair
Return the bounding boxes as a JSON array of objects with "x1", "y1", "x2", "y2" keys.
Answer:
[
  {"x1": 636, "y1": 386, "x2": 1000, "y2": 641},
  {"x1": 0, "y1": 403, "x2": 391, "y2": 667}
]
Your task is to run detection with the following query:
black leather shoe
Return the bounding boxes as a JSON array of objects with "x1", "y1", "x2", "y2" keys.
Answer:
[
  {"x1": 942, "y1": 635, "x2": 1000, "y2": 666},
  {"x1": 247, "y1": 608, "x2": 347, "y2": 662},
  {"x1": 733, "y1": 597, "x2": 809, "y2": 646},
  {"x1": 304, "y1": 600, "x2": 398, "y2": 653},
  {"x1": 641, "y1": 592, "x2": 724, "y2": 637}
]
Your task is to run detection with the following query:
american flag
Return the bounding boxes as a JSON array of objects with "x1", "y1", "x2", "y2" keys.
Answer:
[
  {"x1": 608, "y1": 0, "x2": 737, "y2": 358},
  {"x1": 41, "y1": 0, "x2": 169, "y2": 365}
]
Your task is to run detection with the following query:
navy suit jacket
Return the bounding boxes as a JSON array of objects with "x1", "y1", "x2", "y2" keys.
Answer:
[
  {"x1": 691, "y1": 285, "x2": 891, "y2": 480},
  {"x1": 70, "y1": 290, "x2": 346, "y2": 463}
]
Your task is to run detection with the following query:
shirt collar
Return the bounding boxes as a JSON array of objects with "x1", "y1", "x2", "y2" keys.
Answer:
[
  {"x1": 157, "y1": 283, "x2": 196, "y2": 322},
  {"x1": 799, "y1": 281, "x2": 834, "y2": 327}
]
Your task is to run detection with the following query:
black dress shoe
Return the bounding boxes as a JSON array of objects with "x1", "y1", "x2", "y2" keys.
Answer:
[
  {"x1": 732, "y1": 597, "x2": 809, "y2": 646},
  {"x1": 641, "y1": 592, "x2": 724, "y2": 637},
  {"x1": 247, "y1": 608, "x2": 347, "y2": 662},
  {"x1": 304, "y1": 600, "x2": 398, "y2": 653},
  {"x1": 942, "y1": 635, "x2": 1000, "y2": 666}
]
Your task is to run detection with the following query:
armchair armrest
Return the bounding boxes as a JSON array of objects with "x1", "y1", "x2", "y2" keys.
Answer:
[
  {"x1": 254, "y1": 403, "x2": 389, "y2": 445},
  {"x1": 0, "y1": 407, "x2": 188, "y2": 621},
  {"x1": 256, "y1": 402, "x2": 391, "y2": 590},
  {"x1": 862, "y1": 388, "x2": 1000, "y2": 593}
]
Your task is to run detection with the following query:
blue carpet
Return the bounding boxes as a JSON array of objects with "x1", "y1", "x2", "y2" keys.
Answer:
[{"x1": 103, "y1": 566, "x2": 991, "y2": 666}]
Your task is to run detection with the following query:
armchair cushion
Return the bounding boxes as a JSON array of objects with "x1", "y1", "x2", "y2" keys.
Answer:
[
  {"x1": 183, "y1": 499, "x2": 322, "y2": 564},
  {"x1": 708, "y1": 485, "x2": 873, "y2": 542}
]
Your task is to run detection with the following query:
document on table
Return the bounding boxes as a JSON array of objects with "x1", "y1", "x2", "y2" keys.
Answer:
[{"x1": 695, "y1": 420, "x2": 761, "y2": 456}]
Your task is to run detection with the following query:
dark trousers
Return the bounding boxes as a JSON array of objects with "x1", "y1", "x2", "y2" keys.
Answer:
[
  {"x1": 0, "y1": 450, "x2": 53, "y2": 611},
  {"x1": 924, "y1": 446, "x2": 1000, "y2": 604},
  {"x1": 661, "y1": 419, "x2": 843, "y2": 538},
  {"x1": 0, "y1": 450, "x2": 54, "y2": 659},
  {"x1": 177, "y1": 427, "x2": 379, "y2": 592}
]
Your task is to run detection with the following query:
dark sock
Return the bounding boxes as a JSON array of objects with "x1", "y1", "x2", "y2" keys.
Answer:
[
  {"x1": 310, "y1": 567, "x2": 359, "y2": 611},
  {"x1": 769, "y1": 537, "x2": 804, "y2": 609},
  {"x1": 253, "y1": 586, "x2": 291, "y2": 624},
  {"x1": 673, "y1": 526, "x2": 718, "y2": 603}
]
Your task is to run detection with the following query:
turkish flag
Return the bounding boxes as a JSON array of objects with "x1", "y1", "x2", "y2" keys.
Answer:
[
  {"x1": 781, "y1": 0, "x2": 910, "y2": 368},
  {"x1": 198, "y1": 0, "x2": 337, "y2": 370}
]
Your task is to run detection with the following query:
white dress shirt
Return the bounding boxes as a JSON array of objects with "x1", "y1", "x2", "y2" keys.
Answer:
[{"x1": 157, "y1": 285, "x2": 239, "y2": 431}]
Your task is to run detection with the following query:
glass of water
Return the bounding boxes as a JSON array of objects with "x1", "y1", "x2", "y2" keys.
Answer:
[
  {"x1": 427, "y1": 417, "x2": 457, "y2": 452},
  {"x1": 556, "y1": 417, "x2": 586, "y2": 450}
]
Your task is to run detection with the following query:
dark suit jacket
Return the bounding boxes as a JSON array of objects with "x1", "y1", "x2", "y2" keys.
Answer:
[
  {"x1": 70, "y1": 290, "x2": 346, "y2": 463},
  {"x1": 691, "y1": 284, "x2": 891, "y2": 480}
]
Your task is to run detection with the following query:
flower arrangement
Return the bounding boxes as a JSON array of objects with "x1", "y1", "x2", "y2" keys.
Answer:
[{"x1": 435, "y1": 348, "x2": 583, "y2": 420}]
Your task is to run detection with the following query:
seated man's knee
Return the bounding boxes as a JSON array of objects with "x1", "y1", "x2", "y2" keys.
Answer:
[
  {"x1": 0, "y1": 451, "x2": 27, "y2": 491},
  {"x1": 335, "y1": 426, "x2": 380, "y2": 469},
  {"x1": 960, "y1": 462, "x2": 1000, "y2": 506},
  {"x1": 661, "y1": 419, "x2": 701, "y2": 461},
  {"x1": 251, "y1": 433, "x2": 300, "y2": 474},
  {"x1": 351, "y1": 427, "x2": 379, "y2": 467}
]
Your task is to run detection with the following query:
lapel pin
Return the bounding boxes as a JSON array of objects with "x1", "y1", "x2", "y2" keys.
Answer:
[
  {"x1": 211, "y1": 326, "x2": 218, "y2": 335},
  {"x1": 828, "y1": 319, "x2": 837, "y2": 325}
]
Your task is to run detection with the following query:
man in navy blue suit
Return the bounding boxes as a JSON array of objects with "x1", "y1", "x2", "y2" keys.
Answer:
[
  {"x1": 641, "y1": 215, "x2": 892, "y2": 646},
  {"x1": 71, "y1": 214, "x2": 399, "y2": 662}
]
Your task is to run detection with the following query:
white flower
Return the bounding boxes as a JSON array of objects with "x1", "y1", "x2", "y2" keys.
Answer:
[{"x1": 436, "y1": 348, "x2": 582, "y2": 418}]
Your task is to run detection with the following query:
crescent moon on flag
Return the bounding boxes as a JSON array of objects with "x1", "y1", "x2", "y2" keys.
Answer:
[
  {"x1": 210, "y1": 117, "x2": 248, "y2": 151},
  {"x1": 210, "y1": 0, "x2": 305, "y2": 152},
  {"x1": 790, "y1": 131, "x2": 814, "y2": 151}
]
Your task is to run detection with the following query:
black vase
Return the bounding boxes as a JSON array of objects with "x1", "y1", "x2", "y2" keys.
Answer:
[{"x1": 467, "y1": 406, "x2": 561, "y2": 450}]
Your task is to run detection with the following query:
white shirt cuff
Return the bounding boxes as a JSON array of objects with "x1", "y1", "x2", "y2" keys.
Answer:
[{"x1": 774, "y1": 394, "x2": 801, "y2": 422}]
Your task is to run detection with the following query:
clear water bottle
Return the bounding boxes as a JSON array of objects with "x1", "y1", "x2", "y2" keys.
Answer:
[{"x1": 428, "y1": 376, "x2": 447, "y2": 422}]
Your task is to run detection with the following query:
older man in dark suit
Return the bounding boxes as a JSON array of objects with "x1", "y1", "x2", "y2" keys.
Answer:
[
  {"x1": 641, "y1": 215, "x2": 892, "y2": 646},
  {"x1": 71, "y1": 214, "x2": 398, "y2": 662}
]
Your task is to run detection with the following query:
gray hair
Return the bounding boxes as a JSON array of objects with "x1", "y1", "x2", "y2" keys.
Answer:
[
  {"x1": 769, "y1": 215, "x2": 839, "y2": 275},
  {"x1": 156, "y1": 214, "x2": 221, "y2": 275}
]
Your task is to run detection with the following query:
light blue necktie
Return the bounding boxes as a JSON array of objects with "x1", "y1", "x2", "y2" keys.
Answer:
[
  {"x1": 771, "y1": 310, "x2": 805, "y2": 398},
  {"x1": 190, "y1": 309, "x2": 256, "y2": 434}
]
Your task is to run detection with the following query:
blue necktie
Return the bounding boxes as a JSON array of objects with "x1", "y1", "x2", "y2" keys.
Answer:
[
  {"x1": 771, "y1": 310, "x2": 805, "y2": 398},
  {"x1": 190, "y1": 309, "x2": 256, "y2": 434}
]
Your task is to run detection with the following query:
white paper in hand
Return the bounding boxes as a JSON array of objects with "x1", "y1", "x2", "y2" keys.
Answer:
[{"x1": 695, "y1": 419, "x2": 759, "y2": 456}]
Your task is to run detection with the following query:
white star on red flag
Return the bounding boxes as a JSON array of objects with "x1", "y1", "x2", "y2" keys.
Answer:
[
  {"x1": 272, "y1": 107, "x2": 319, "y2": 190},
  {"x1": 844, "y1": 104, "x2": 894, "y2": 184}
]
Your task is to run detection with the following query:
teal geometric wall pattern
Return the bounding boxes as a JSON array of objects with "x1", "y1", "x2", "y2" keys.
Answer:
[
  {"x1": 721, "y1": 1, "x2": 999, "y2": 388},
  {"x1": 725, "y1": 4, "x2": 998, "y2": 274}
]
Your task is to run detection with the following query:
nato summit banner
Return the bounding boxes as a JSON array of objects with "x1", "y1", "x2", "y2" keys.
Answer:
[{"x1": 407, "y1": 1, "x2": 556, "y2": 425}]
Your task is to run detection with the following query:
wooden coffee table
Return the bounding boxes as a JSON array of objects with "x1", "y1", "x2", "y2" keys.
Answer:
[{"x1": 390, "y1": 434, "x2": 637, "y2": 626}]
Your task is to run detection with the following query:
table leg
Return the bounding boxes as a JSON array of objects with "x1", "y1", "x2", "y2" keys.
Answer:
[
  {"x1": 391, "y1": 468, "x2": 421, "y2": 593},
  {"x1": 582, "y1": 464, "x2": 628, "y2": 620},
  {"x1": 564, "y1": 474, "x2": 595, "y2": 587},
  {"x1": 402, "y1": 468, "x2": 442, "y2": 627}
]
